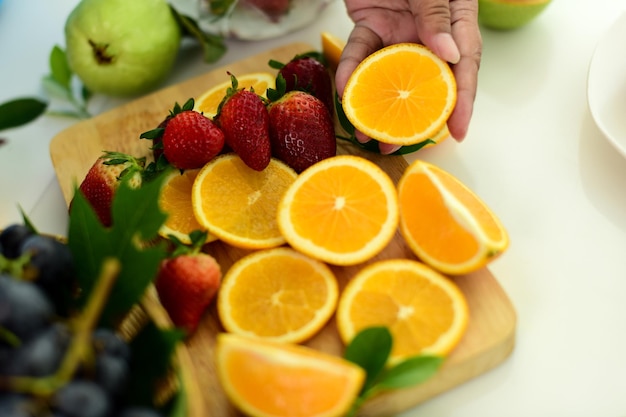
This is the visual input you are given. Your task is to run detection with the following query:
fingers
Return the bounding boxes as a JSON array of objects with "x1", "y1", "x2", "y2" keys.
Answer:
[
  {"x1": 408, "y1": 0, "x2": 460, "y2": 64},
  {"x1": 447, "y1": 0, "x2": 481, "y2": 140},
  {"x1": 334, "y1": 25, "x2": 383, "y2": 99}
]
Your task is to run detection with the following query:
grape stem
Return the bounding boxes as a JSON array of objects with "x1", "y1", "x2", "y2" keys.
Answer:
[{"x1": 0, "y1": 258, "x2": 121, "y2": 396}]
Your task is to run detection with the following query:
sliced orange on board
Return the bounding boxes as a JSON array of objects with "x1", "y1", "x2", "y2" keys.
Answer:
[
  {"x1": 321, "y1": 31, "x2": 346, "y2": 71},
  {"x1": 158, "y1": 168, "x2": 215, "y2": 245},
  {"x1": 397, "y1": 159, "x2": 509, "y2": 275},
  {"x1": 194, "y1": 72, "x2": 275, "y2": 118},
  {"x1": 192, "y1": 154, "x2": 297, "y2": 249},
  {"x1": 336, "y1": 259, "x2": 469, "y2": 364},
  {"x1": 342, "y1": 43, "x2": 456, "y2": 146},
  {"x1": 216, "y1": 333, "x2": 365, "y2": 417},
  {"x1": 277, "y1": 155, "x2": 399, "y2": 266},
  {"x1": 217, "y1": 247, "x2": 338, "y2": 344}
]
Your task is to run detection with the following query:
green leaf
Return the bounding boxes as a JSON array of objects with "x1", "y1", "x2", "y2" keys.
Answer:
[
  {"x1": 49, "y1": 45, "x2": 72, "y2": 90},
  {"x1": 0, "y1": 98, "x2": 47, "y2": 131},
  {"x1": 41, "y1": 77, "x2": 71, "y2": 102},
  {"x1": 126, "y1": 322, "x2": 185, "y2": 407},
  {"x1": 68, "y1": 174, "x2": 169, "y2": 327},
  {"x1": 377, "y1": 355, "x2": 444, "y2": 391},
  {"x1": 206, "y1": 0, "x2": 237, "y2": 17},
  {"x1": 170, "y1": 7, "x2": 227, "y2": 63},
  {"x1": 344, "y1": 326, "x2": 392, "y2": 393}
]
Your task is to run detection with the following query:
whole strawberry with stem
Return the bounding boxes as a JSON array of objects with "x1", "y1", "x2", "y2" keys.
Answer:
[
  {"x1": 215, "y1": 73, "x2": 272, "y2": 171},
  {"x1": 154, "y1": 98, "x2": 225, "y2": 170},
  {"x1": 75, "y1": 151, "x2": 146, "y2": 227},
  {"x1": 154, "y1": 231, "x2": 222, "y2": 335},
  {"x1": 269, "y1": 52, "x2": 334, "y2": 117},
  {"x1": 267, "y1": 84, "x2": 336, "y2": 173}
]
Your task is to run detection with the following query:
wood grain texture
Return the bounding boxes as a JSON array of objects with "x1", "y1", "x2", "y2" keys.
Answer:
[{"x1": 50, "y1": 42, "x2": 517, "y2": 416}]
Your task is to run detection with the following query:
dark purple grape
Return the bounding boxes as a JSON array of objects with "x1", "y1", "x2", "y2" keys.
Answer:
[
  {"x1": 91, "y1": 329, "x2": 131, "y2": 362},
  {"x1": 0, "y1": 225, "x2": 33, "y2": 259},
  {"x1": 0, "y1": 275, "x2": 54, "y2": 344},
  {"x1": 94, "y1": 354, "x2": 129, "y2": 399},
  {"x1": 19, "y1": 235, "x2": 75, "y2": 313},
  {"x1": 0, "y1": 392, "x2": 39, "y2": 417},
  {"x1": 52, "y1": 380, "x2": 112, "y2": 417},
  {"x1": 117, "y1": 406, "x2": 164, "y2": 417},
  {"x1": 2, "y1": 323, "x2": 70, "y2": 377}
]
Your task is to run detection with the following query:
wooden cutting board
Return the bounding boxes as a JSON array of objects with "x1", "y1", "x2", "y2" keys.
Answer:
[{"x1": 49, "y1": 42, "x2": 517, "y2": 417}]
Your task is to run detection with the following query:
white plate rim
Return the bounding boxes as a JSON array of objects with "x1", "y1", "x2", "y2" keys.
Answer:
[{"x1": 587, "y1": 10, "x2": 626, "y2": 159}]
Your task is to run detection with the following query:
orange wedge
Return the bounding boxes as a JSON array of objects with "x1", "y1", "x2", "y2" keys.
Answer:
[
  {"x1": 336, "y1": 259, "x2": 469, "y2": 363},
  {"x1": 216, "y1": 333, "x2": 365, "y2": 417},
  {"x1": 192, "y1": 154, "x2": 297, "y2": 249},
  {"x1": 397, "y1": 160, "x2": 509, "y2": 275},
  {"x1": 321, "y1": 31, "x2": 346, "y2": 71},
  {"x1": 158, "y1": 169, "x2": 216, "y2": 245},
  {"x1": 217, "y1": 247, "x2": 338, "y2": 344},
  {"x1": 194, "y1": 72, "x2": 275, "y2": 118},
  {"x1": 342, "y1": 43, "x2": 456, "y2": 146},
  {"x1": 277, "y1": 155, "x2": 399, "y2": 266}
]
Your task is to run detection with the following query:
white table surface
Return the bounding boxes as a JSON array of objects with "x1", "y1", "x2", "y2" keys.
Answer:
[{"x1": 2, "y1": 0, "x2": 626, "y2": 416}]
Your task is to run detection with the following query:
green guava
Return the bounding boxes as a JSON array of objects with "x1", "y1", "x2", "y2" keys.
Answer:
[
  {"x1": 478, "y1": 0, "x2": 552, "y2": 30},
  {"x1": 65, "y1": 0, "x2": 182, "y2": 97}
]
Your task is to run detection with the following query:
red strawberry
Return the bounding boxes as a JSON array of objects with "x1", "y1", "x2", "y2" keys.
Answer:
[
  {"x1": 161, "y1": 99, "x2": 225, "y2": 170},
  {"x1": 215, "y1": 74, "x2": 271, "y2": 171},
  {"x1": 154, "y1": 231, "x2": 222, "y2": 335},
  {"x1": 75, "y1": 151, "x2": 145, "y2": 227},
  {"x1": 244, "y1": 0, "x2": 290, "y2": 21},
  {"x1": 269, "y1": 52, "x2": 334, "y2": 117},
  {"x1": 267, "y1": 90, "x2": 336, "y2": 173}
]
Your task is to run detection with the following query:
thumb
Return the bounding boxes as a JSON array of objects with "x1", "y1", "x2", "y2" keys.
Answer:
[{"x1": 409, "y1": 0, "x2": 460, "y2": 64}]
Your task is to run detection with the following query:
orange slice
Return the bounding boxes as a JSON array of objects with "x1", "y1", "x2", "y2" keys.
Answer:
[
  {"x1": 342, "y1": 43, "x2": 457, "y2": 146},
  {"x1": 321, "y1": 31, "x2": 346, "y2": 71},
  {"x1": 192, "y1": 153, "x2": 297, "y2": 249},
  {"x1": 158, "y1": 169, "x2": 216, "y2": 245},
  {"x1": 277, "y1": 155, "x2": 399, "y2": 266},
  {"x1": 216, "y1": 333, "x2": 365, "y2": 417},
  {"x1": 336, "y1": 259, "x2": 469, "y2": 363},
  {"x1": 194, "y1": 72, "x2": 275, "y2": 118},
  {"x1": 217, "y1": 247, "x2": 338, "y2": 344},
  {"x1": 397, "y1": 160, "x2": 509, "y2": 275}
]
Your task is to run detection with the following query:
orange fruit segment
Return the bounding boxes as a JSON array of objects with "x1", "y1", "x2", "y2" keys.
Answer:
[
  {"x1": 342, "y1": 43, "x2": 457, "y2": 146},
  {"x1": 277, "y1": 155, "x2": 399, "y2": 266},
  {"x1": 194, "y1": 72, "x2": 275, "y2": 118},
  {"x1": 158, "y1": 169, "x2": 216, "y2": 245},
  {"x1": 321, "y1": 31, "x2": 346, "y2": 71},
  {"x1": 192, "y1": 154, "x2": 298, "y2": 249},
  {"x1": 336, "y1": 259, "x2": 469, "y2": 363},
  {"x1": 397, "y1": 160, "x2": 509, "y2": 275},
  {"x1": 217, "y1": 247, "x2": 338, "y2": 344},
  {"x1": 216, "y1": 333, "x2": 365, "y2": 417}
]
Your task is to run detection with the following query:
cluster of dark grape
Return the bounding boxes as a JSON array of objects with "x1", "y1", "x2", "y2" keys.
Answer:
[{"x1": 0, "y1": 224, "x2": 164, "y2": 417}]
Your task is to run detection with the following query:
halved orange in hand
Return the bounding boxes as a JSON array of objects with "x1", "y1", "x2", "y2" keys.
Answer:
[
  {"x1": 342, "y1": 43, "x2": 456, "y2": 146},
  {"x1": 216, "y1": 333, "x2": 365, "y2": 417},
  {"x1": 217, "y1": 247, "x2": 338, "y2": 344},
  {"x1": 397, "y1": 159, "x2": 509, "y2": 275},
  {"x1": 277, "y1": 155, "x2": 399, "y2": 266},
  {"x1": 336, "y1": 259, "x2": 469, "y2": 364}
]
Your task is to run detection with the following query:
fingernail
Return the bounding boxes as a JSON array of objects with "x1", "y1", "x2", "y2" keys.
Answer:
[
  {"x1": 355, "y1": 130, "x2": 370, "y2": 144},
  {"x1": 380, "y1": 143, "x2": 402, "y2": 155},
  {"x1": 433, "y1": 33, "x2": 460, "y2": 64}
]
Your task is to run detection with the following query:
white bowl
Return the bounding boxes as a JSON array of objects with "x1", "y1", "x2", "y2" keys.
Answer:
[{"x1": 588, "y1": 11, "x2": 626, "y2": 158}]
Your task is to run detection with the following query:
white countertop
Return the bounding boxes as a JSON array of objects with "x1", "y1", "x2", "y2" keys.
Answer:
[{"x1": 2, "y1": 0, "x2": 626, "y2": 415}]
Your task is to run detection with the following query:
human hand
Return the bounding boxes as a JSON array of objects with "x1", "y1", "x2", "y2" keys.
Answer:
[{"x1": 336, "y1": 0, "x2": 482, "y2": 153}]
